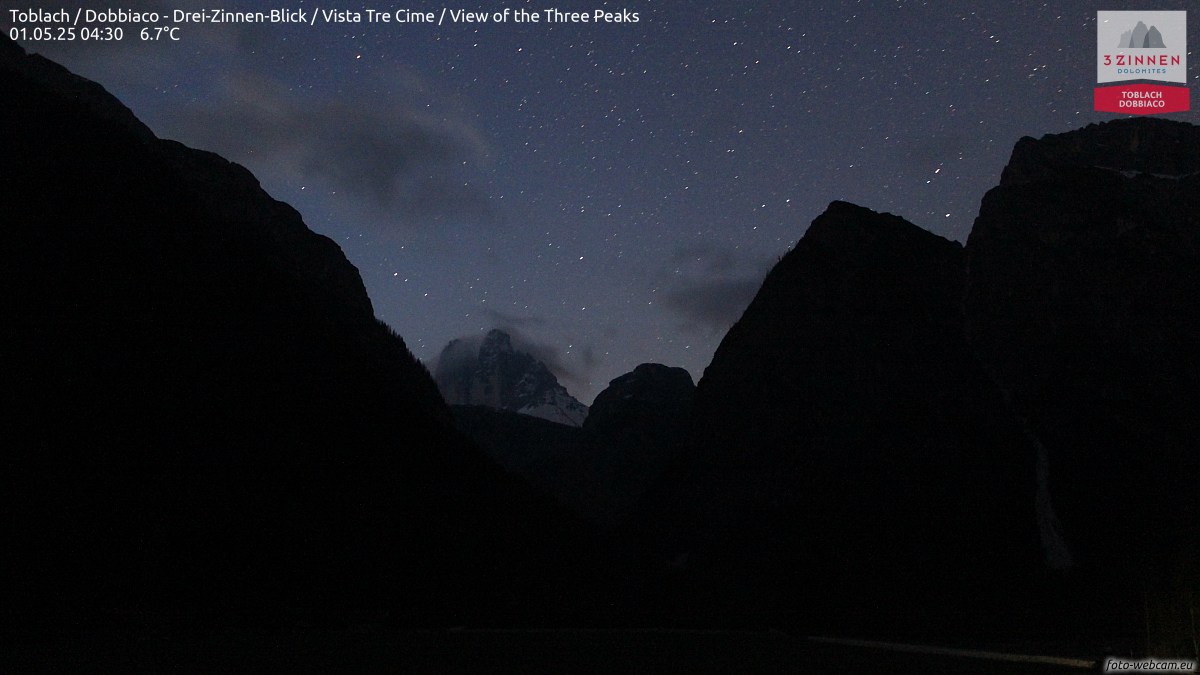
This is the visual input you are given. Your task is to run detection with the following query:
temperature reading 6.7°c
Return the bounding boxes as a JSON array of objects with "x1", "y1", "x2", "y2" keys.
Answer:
[{"x1": 141, "y1": 26, "x2": 180, "y2": 41}]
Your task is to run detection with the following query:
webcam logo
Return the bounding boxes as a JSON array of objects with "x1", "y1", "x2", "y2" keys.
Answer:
[{"x1": 1095, "y1": 11, "x2": 1189, "y2": 114}]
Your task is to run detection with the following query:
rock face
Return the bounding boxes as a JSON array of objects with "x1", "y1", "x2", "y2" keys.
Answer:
[
  {"x1": 639, "y1": 201, "x2": 1040, "y2": 635},
  {"x1": 965, "y1": 119, "x2": 1200, "y2": 654},
  {"x1": 435, "y1": 329, "x2": 589, "y2": 426},
  {"x1": 967, "y1": 119, "x2": 1200, "y2": 556},
  {"x1": 578, "y1": 364, "x2": 696, "y2": 525},
  {"x1": 1, "y1": 36, "x2": 604, "y2": 637},
  {"x1": 585, "y1": 363, "x2": 695, "y2": 444}
]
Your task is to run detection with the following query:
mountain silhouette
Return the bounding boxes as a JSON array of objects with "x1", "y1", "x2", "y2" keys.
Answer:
[
  {"x1": 633, "y1": 201, "x2": 1041, "y2": 638},
  {"x1": 1119, "y1": 21, "x2": 1167, "y2": 48},
  {"x1": 453, "y1": 362, "x2": 695, "y2": 528},
  {"x1": 1127, "y1": 21, "x2": 1149, "y2": 49},
  {"x1": 1144, "y1": 25, "x2": 1166, "y2": 48},
  {"x1": 628, "y1": 119, "x2": 1200, "y2": 654},
  {"x1": 966, "y1": 118, "x2": 1200, "y2": 656},
  {"x1": 1, "y1": 35, "x2": 610, "y2": 639}
]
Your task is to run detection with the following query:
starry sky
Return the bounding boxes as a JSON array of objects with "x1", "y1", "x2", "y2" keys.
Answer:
[{"x1": 13, "y1": 1, "x2": 1199, "y2": 402}]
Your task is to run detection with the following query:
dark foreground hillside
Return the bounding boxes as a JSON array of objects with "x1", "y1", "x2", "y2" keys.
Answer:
[
  {"x1": 0, "y1": 35, "x2": 612, "y2": 640},
  {"x1": 2, "y1": 627, "x2": 1103, "y2": 673},
  {"x1": 632, "y1": 122, "x2": 1200, "y2": 657}
]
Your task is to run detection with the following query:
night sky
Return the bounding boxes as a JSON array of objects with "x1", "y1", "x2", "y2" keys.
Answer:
[{"x1": 13, "y1": 1, "x2": 1199, "y2": 402}]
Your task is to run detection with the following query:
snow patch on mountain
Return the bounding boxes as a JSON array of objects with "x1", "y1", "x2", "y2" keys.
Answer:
[{"x1": 434, "y1": 329, "x2": 589, "y2": 426}]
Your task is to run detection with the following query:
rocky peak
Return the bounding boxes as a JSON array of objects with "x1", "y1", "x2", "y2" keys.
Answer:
[
  {"x1": 603, "y1": 362, "x2": 694, "y2": 400},
  {"x1": 713, "y1": 201, "x2": 966, "y2": 369},
  {"x1": 481, "y1": 328, "x2": 515, "y2": 357},
  {"x1": 584, "y1": 363, "x2": 694, "y2": 437},
  {"x1": 434, "y1": 330, "x2": 589, "y2": 426},
  {"x1": 1000, "y1": 119, "x2": 1200, "y2": 187},
  {"x1": 797, "y1": 200, "x2": 964, "y2": 269},
  {"x1": 634, "y1": 199, "x2": 1040, "y2": 632}
]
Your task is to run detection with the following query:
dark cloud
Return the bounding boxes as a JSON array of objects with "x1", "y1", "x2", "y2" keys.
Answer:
[
  {"x1": 664, "y1": 278, "x2": 762, "y2": 333},
  {"x1": 27, "y1": 11, "x2": 494, "y2": 230},
  {"x1": 480, "y1": 308, "x2": 548, "y2": 329},
  {"x1": 167, "y1": 71, "x2": 492, "y2": 225},
  {"x1": 659, "y1": 242, "x2": 773, "y2": 333},
  {"x1": 670, "y1": 243, "x2": 738, "y2": 275}
]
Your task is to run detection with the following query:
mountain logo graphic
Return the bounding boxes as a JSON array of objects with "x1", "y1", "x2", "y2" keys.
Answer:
[{"x1": 1116, "y1": 21, "x2": 1167, "y2": 49}]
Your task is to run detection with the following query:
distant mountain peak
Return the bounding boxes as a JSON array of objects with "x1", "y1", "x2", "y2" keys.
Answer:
[{"x1": 434, "y1": 329, "x2": 588, "y2": 426}]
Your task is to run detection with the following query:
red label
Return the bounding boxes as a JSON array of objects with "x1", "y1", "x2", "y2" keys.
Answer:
[{"x1": 1094, "y1": 84, "x2": 1190, "y2": 114}]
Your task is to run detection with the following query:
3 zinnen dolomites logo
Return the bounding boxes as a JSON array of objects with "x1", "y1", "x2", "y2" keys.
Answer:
[{"x1": 1096, "y1": 11, "x2": 1189, "y2": 114}]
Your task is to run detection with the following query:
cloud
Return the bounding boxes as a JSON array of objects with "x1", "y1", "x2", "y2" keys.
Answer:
[
  {"x1": 670, "y1": 243, "x2": 738, "y2": 275},
  {"x1": 663, "y1": 278, "x2": 761, "y2": 333},
  {"x1": 480, "y1": 308, "x2": 548, "y2": 330},
  {"x1": 502, "y1": 327, "x2": 591, "y2": 394},
  {"x1": 25, "y1": 1, "x2": 241, "y2": 71},
  {"x1": 432, "y1": 335, "x2": 484, "y2": 378},
  {"x1": 29, "y1": 10, "x2": 495, "y2": 230},
  {"x1": 579, "y1": 343, "x2": 599, "y2": 371},
  {"x1": 168, "y1": 71, "x2": 492, "y2": 225},
  {"x1": 659, "y1": 241, "x2": 773, "y2": 333}
]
